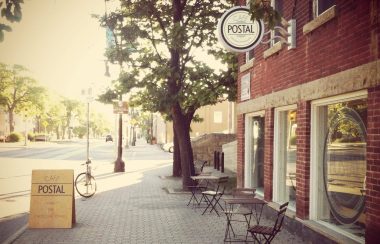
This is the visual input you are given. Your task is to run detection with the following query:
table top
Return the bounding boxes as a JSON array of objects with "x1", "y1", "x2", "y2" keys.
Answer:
[
  {"x1": 223, "y1": 197, "x2": 266, "y2": 205},
  {"x1": 190, "y1": 175, "x2": 226, "y2": 180}
]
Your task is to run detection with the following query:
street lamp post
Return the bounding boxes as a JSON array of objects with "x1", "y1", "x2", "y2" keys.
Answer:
[
  {"x1": 82, "y1": 88, "x2": 93, "y2": 163},
  {"x1": 114, "y1": 95, "x2": 125, "y2": 172},
  {"x1": 104, "y1": 0, "x2": 125, "y2": 172}
]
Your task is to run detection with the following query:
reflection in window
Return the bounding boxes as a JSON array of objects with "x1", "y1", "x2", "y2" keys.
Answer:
[
  {"x1": 286, "y1": 110, "x2": 297, "y2": 209},
  {"x1": 250, "y1": 116, "x2": 265, "y2": 194},
  {"x1": 246, "y1": 49, "x2": 254, "y2": 63},
  {"x1": 321, "y1": 100, "x2": 366, "y2": 237},
  {"x1": 315, "y1": 0, "x2": 335, "y2": 16},
  {"x1": 274, "y1": 108, "x2": 297, "y2": 209}
]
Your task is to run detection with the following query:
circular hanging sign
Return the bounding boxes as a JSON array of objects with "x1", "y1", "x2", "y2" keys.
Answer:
[{"x1": 217, "y1": 6, "x2": 264, "y2": 53}]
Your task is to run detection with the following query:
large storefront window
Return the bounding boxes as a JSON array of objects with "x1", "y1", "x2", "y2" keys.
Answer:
[
  {"x1": 273, "y1": 105, "x2": 297, "y2": 210},
  {"x1": 245, "y1": 112, "x2": 265, "y2": 196},
  {"x1": 311, "y1": 92, "x2": 367, "y2": 241}
]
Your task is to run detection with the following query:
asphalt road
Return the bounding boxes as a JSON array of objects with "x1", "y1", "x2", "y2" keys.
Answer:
[{"x1": 0, "y1": 139, "x2": 125, "y2": 243}]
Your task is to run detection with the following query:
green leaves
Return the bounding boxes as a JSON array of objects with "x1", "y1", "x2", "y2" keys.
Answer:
[
  {"x1": 100, "y1": 1, "x2": 238, "y2": 125},
  {"x1": 0, "y1": 0, "x2": 24, "y2": 42},
  {"x1": 249, "y1": 0, "x2": 281, "y2": 30}
]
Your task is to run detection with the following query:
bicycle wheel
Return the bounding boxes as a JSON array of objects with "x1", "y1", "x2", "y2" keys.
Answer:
[{"x1": 75, "y1": 172, "x2": 97, "y2": 198}]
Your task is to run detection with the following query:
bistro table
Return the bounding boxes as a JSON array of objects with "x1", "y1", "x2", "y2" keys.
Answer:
[
  {"x1": 188, "y1": 174, "x2": 223, "y2": 207},
  {"x1": 190, "y1": 174, "x2": 229, "y2": 215},
  {"x1": 223, "y1": 197, "x2": 267, "y2": 243}
]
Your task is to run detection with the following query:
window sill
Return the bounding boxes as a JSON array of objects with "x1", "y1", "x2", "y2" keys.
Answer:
[
  {"x1": 263, "y1": 42, "x2": 283, "y2": 59},
  {"x1": 303, "y1": 5, "x2": 337, "y2": 35},
  {"x1": 240, "y1": 58, "x2": 254, "y2": 72}
]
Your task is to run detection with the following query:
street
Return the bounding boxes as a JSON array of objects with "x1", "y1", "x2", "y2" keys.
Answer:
[
  {"x1": 0, "y1": 139, "x2": 113, "y2": 219},
  {"x1": 0, "y1": 139, "x2": 173, "y2": 243}
]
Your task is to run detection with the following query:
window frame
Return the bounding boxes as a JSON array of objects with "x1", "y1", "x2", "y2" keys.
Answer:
[
  {"x1": 244, "y1": 110, "x2": 265, "y2": 197},
  {"x1": 273, "y1": 104, "x2": 297, "y2": 210},
  {"x1": 314, "y1": 0, "x2": 335, "y2": 18},
  {"x1": 270, "y1": 0, "x2": 283, "y2": 47},
  {"x1": 245, "y1": 0, "x2": 255, "y2": 63},
  {"x1": 310, "y1": 90, "x2": 367, "y2": 242}
]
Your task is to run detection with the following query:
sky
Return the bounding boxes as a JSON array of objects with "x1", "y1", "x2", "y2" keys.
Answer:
[
  {"x1": 0, "y1": 0, "x2": 114, "y2": 108},
  {"x1": 0, "y1": 0, "x2": 224, "y2": 117}
]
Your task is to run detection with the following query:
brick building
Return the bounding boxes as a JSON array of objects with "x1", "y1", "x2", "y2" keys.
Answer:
[{"x1": 235, "y1": 0, "x2": 379, "y2": 243}]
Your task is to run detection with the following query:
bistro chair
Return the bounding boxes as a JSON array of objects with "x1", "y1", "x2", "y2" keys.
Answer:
[
  {"x1": 186, "y1": 160, "x2": 209, "y2": 207},
  {"x1": 223, "y1": 188, "x2": 257, "y2": 241},
  {"x1": 201, "y1": 176, "x2": 229, "y2": 216},
  {"x1": 247, "y1": 202, "x2": 289, "y2": 244}
]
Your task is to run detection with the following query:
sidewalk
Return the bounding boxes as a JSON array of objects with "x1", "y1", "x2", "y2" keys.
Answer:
[{"x1": 10, "y1": 140, "x2": 304, "y2": 244}]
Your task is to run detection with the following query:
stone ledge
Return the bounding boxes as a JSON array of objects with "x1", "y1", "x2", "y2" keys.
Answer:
[
  {"x1": 263, "y1": 41, "x2": 283, "y2": 59},
  {"x1": 240, "y1": 58, "x2": 254, "y2": 72},
  {"x1": 303, "y1": 5, "x2": 337, "y2": 35}
]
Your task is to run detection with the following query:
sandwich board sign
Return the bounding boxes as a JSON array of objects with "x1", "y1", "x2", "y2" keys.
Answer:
[{"x1": 29, "y1": 169, "x2": 76, "y2": 228}]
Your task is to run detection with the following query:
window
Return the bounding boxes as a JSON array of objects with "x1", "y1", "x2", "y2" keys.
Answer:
[
  {"x1": 213, "y1": 111, "x2": 222, "y2": 124},
  {"x1": 311, "y1": 91, "x2": 367, "y2": 241},
  {"x1": 245, "y1": 0, "x2": 254, "y2": 63},
  {"x1": 245, "y1": 49, "x2": 254, "y2": 63},
  {"x1": 271, "y1": 0, "x2": 283, "y2": 46},
  {"x1": 245, "y1": 112, "x2": 265, "y2": 196},
  {"x1": 315, "y1": 0, "x2": 335, "y2": 17},
  {"x1": 273, "y1": 105, "x2": 297, "y2": 210}
]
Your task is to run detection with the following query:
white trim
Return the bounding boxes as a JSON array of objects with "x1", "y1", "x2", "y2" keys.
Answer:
[
  {"x1": 311, "y1": 90, "x2": 368, "y2": 106},
  {"x1": 273, "y1": 104, "x2": 297, "y2": 206},
  {"x1": 310, "y1": 91, "x2": 367, "y2": 240},
  {"x1": 244, "y1": 111, "x2": 265, "y2": 189},
  {"x1": 314, "y1": 220, "x2": 365, "y2": 244}
]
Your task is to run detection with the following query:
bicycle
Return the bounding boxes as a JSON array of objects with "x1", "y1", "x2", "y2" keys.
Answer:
[{"x1": 75, "y1": 159, "x2": 97, "y2": 198}]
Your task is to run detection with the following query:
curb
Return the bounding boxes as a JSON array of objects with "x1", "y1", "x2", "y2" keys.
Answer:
[{"x1": 2, "y1": 224, "x2": 27, "y2": 244}]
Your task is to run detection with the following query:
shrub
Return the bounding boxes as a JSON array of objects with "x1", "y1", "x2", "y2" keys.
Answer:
[
  {"x1": 8, "y1": 132, "x2": 23, "y2": 142},
  {"x1": 28, "y1": 132, "x2": 35, "y2": 141}
]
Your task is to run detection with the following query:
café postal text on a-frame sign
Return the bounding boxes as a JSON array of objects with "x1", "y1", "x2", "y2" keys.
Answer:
[
  {"x1": 217, "y1": 6, "x2": 264, "y2": 53},
  {"x1": 29, "y1": 169, "x2": 76, "y2": 228}
]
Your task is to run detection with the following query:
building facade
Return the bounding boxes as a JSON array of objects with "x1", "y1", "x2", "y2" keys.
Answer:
[
  {"x1": 236, "y1": 0, "x2": 379, "y2": 243},
  {"x1": 163, "y1": 100, "x2": 236, "y2": 144}
]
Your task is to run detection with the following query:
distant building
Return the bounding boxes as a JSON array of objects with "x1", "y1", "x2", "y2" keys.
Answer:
[
  {"x1": 155, "y1": 100, "x2": 236, "y2": 144},
  {"x1": 235, "y1": 0, "x2": 379, "y2": 243}
]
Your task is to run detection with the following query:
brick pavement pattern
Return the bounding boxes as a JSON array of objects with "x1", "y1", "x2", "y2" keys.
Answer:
[{"x1": 13, "y1": 141, "x2": 304, "y2": 244}]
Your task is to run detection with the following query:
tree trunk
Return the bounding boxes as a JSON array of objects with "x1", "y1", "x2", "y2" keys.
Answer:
[
  {"x1": 172, "y1": 103, "x2": 195, "y2": 189},
  {"x1": 56, "y1": 126, "x2": 60, "y2": 140},
  {"x1": 8, "y1": 109, "x2": 14, "y2": 132},
  {"x1": 172, "y1": 126, "x2": 181, "y2": 177}
]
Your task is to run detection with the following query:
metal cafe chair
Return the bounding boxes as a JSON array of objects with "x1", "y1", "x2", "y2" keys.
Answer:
[
  {"x1": 223, "y1": 188, "x2": 256, "y2": 241},
  {"x1": 247, "y1": 202, "x2": 289, "y2": 244},
  {"x1": 201, "y1": 176, "x2": 229, "y2": 216},
  {"x1": 186, "y1": 160, "x2": 209, "y2": 207}
]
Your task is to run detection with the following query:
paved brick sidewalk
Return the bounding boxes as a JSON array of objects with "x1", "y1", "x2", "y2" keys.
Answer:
[{"x1": 12, "y1": 141, "x2": 304, "y2": 244}]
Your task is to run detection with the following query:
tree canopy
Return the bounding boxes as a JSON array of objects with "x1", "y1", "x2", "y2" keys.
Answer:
[
  {"x1": 0, "y1": 63, "x2": 46, "y2": 132},
  {"x1": 101, "y1": 0, "x2": 238, "y2": 187},
  {"x1": 0, "y1": 0, "x2": 24, "y2": 42}
]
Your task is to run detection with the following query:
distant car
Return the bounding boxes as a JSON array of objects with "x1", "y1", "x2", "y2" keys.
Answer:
[
  {"x1": 162, "y1": 142, "x2": 174, "y2": 153},
  {"x1": 105, "y1": 135, "x2": 113, "y2": 142},
  {"x1": 34, "y1": 135, "x2": 50, "y2": 141}
]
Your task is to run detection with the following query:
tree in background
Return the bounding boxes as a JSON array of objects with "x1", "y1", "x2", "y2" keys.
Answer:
[
  {"x1": 102, "y1": 1, "x2": 237, "y2": 188},
  {"x1": 61, "y1": 98, "x2": 83, "y2": 140},
  {"x1": 0, "y1": 0, "x2": 24, "y2": 42},
  {"x1": 0, "y1": 63, "x2": 46, "y2": 132}
]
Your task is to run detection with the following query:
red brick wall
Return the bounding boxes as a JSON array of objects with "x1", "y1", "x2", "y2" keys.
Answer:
[
  {"x1": 365, "y1": 86, "x2": 380, "y2": 244},
  {"x1": 236, "y1": 114, "x2": 245, "y2": 188},
  {"x1": 237, "y1": 0, "x2": 376, "y2": 102},
  {"x1": 264, "y1": 108, "x2": 274, "y2": 201},
  {"x1": 296, "y1": 100, "x2": 311, "y2": 219}
]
